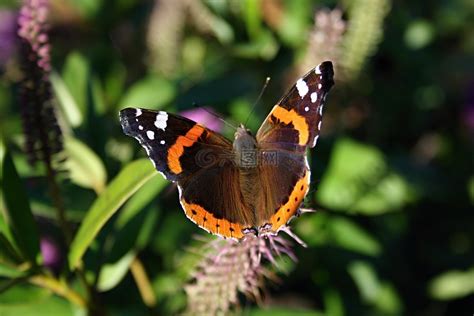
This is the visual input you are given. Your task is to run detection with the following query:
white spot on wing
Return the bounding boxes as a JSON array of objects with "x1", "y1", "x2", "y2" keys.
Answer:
[
  {"x1": 154, "y1": 111, "x2": 168, "y2": 131},
  {"x1": 143, "y1": 145, "x2": 151, "y2": 158},
  {"x1": 136, "y1": 108, "x2": 142, "y2": 116},
  {"x1": 160, "y1": 140, "x2": 165, "y2": 145},
  {"x1": 146, "y1": 130, "x2": 155, "y2": 140},
  {"x1": 318, "y1": 83, "x2": 322, "y2": 89},
  {"x1": 138, "y1": 125, "x2": 143, "y2": 130},
  {"x1": 315, "y1": 65, "x2": 321, "y2": 74},
  {"x1": 311, "y1": 92, "x2": 318, "y2": 103},
  {"x1": 319, "y1": 104, "x2": 324, "y2": 116},
  {"x1": 312, "y1": 135, "x2": 319, "y2": 147},
  {"x1": 177, "y1": 185, "x2": 183, "y2": 200},
  {"x1": 318, "y1": 121, "x2": 322, "y2": 131},
  {"x1": 304, "y1": 155, "x2": 311, "y2": 172},
  {"x1": 296, "y1": 79, "x2": 309, "y2": 98},
  {"x1": 304, "y1": 106, "x2": 309, "y2": 112},
  {"x1": 177, "y1": 185, "x2": 190, "y2": 219}
]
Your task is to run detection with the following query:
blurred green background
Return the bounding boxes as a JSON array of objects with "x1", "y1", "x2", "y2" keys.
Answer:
[{"x1": 1, "y1": 0, "x2": 473, "y2": 315}]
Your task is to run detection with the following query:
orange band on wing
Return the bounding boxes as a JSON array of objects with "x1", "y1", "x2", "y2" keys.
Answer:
[
  {"x1": 181, "y1": 199, "x2": 245, "y2": 239},
  {"x1": 167, "y1": 124, "x2": 205, "y2": 174},
  {"x1": 270, "y1": 105, "x2": 309, "y2": 146},
  {"x1": 270, "y1": 170, "x2": 310, "y2": 231}
]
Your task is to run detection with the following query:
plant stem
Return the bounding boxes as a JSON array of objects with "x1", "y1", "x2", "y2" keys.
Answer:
[
  {"x1": 44, "y1": 159, "x2": 71, "y2": 244},
  {"x1": 43, "y1": 161, "x2": 96, "y2": 311},
  {"x1": 29, "y1": 274, "x2": 87, "y2": 308},
  {"x1": 130, "y1": 256, "x2": 156, "y2": 308}
]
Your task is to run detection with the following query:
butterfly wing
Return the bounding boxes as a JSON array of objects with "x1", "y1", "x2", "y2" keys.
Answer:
[
  {"x1": 119, "y1": 108, "x2": 251, "y2": 239},
  {"x1": 256, "y1": 61, "x2": 334, "y2": 151},
  {"x1": 178, "y1": 160, "x2": 253, "y2": 239},
  {"x1": 255, "y1": 61, "x2": 334, "y2": 233},
  {"x1": 120, "y1": 108, "x2": 231, "y2": 181},
  {"x1": 255, "y1": 151, "x2": 310, "y2": 232}
]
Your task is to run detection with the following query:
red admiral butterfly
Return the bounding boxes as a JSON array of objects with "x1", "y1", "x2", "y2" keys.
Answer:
[{"x1": 120, "y1": 61, "x2": 334, "y2": 239}]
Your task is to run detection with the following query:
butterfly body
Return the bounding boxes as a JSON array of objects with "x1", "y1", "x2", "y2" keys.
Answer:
[{"x1": 120, "y1": 61, "x2": 334, "y2": 239}]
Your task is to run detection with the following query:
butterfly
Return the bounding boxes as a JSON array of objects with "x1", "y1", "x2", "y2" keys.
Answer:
[{"x1": 119, "y1": 61, "x2": 334, "y2": 239}]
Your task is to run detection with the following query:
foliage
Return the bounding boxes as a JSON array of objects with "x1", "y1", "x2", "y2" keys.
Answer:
[{"x1": 1, "y1": 0, "x2": 473, "y2": 315}]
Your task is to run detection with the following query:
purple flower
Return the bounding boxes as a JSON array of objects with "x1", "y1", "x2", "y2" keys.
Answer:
[
  {"x1": 0, "y1": 10, "x2": 18, "y2": 68},
  {"x1": 18, "y1": 0, "x2": 51, "y2": 73},
  {"x1": 17, "y1": 0, "x2": 63, "y2": 165},
  {"x1": 185, "y1": 227, "x2": 304, "y2": 314},
  {"x1": 464, "y1": 105, "x2": 474, "y2": 131},
  {"x1": 40, "y1": 236, "x2": 62, "y2": 272},
  {"x1": 463, "y1": 80, "x2": 474, "y2": 136},
  {"x1": 180, "y1": 107, "x2": 224, "y2": 132}
]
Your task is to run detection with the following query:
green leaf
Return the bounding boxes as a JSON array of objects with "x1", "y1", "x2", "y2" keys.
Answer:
[
  {"x1": 107, "y1": 175, "x2": 166, "y2": 262},
  {"x1": 114, "y1": 176, "x2": 165, "y2": 231},
  {"x1": 69, "y1": 0, "x2": 103, "y2": 18},
  {"x1": 374, "y1": 283, "x2": 403, "y2": 314},
  {"x1": 404, "y1": 19, "x2": 435, "y2": 50},
  {"x1": 64, "y1": 136, "x2": 107, "y2": 194},
  {"x1": 468, "y1": 176, "x2": 474, "y2": 205},
  {"x1": 192, "y1": 1, "x2": 234, "y2": 44},
  {"x1": 0, "y1": 284, "x2": 49, "y2": 304},
  {"x1": 276, "y1": 0, "x2": 312, "y2": 47},
  {"x1": 317, "y1": 138, "x2": 415, "y2": 215},
  {"x1": 1, "y1": 150, "x2": 40, "y2": 263},
  {"x1": 182, "y1": 37, "x2": 207, "y2": 75},
  {"x1": 0, "y1": 197, "x2": 21, "y2": 260},
  {"x1": 322, "y1": 287, "x2": 344, "y2": 316},
  {"x1": 0, "y1": 136, "x2": 5, "y2": 176},
  {"x1": 0, "y1": 285, "x2": 76, "y2": 315},
  {"x1": 51, "y1": 72, "x2": 83, "y2": 127},
  {"x1": 0, "y1": 263, "x2": 26, "y2": 278},
  {"x1": 428, "y1": 267, "x2": 474, "y2": 300},
  {"x1": 118, "y1": 76, "x2": 176, "y2": 111},
  {"x1": 152, "y1": 273, "x2": 185, "y2": 303},
  {"x1": 1, "y1": 147, "x2": 14, "y2": 247},
  {"x1": 209, "y1": 17, "x2": 234, "y2": 44},
  {"x1": 68, "y1": 159, "x2": 157, "y2": 268},
  {"x1": 104, "y1": 62, "x2": 126, "y2": 106},
  {"x1": 243, "y1": 0, "x2": 262, "y2": 39},
  {"x1": 233, "y1": 30, "x2": 279, "y2": 60},
  {"x1": 296, "y1": 213, "x2": 381, "y2": 256},
  {"x1": 348, "y1": 261, "x2": 380, "y2": 302},
  {"x1": 0, "y1": 233, "x2": 22, "y2": 264},
  {"x1": 330, "y1": 217, "x2": 381, "y2": 255},
  {"x1": 90, "y1": 76, "x2": 107, "y2": 115},
  {"x1": 273, "y1": 255, "x2": 297, "y2": 275},
  {"x1": 97, "y1": 251, "x2": 135, "y2": 292},
  {"x1": 62, "y1": 52, "x2": 89, "y2": 118},
  {"x1": 348, "y1": 261, "x2": 402, "y2": 314}
]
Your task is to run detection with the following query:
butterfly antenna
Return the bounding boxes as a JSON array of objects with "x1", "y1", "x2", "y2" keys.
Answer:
[
  {"x1": 192, "y1": 102, "x2": 239, "y2": 130},
  {"x1": 244, "y1": 76, "x2": 271, "y2": 127}
]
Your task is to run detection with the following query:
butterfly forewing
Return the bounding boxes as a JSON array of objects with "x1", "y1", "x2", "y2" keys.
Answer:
[
  {"x1": 256, "y1": 61, "x2": 334, "y2": 150},
  {"x1": 119, "y1": 108, "x2": 232, "y2": 180}
]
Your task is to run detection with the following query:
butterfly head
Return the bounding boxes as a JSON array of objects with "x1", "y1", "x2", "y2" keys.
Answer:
[
  {"x1": 236, "y1": 123, "x2": 252, "y2": 135},
  {"x1": 233, "y1": 124, "x2": 257, "y2": 164}
]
